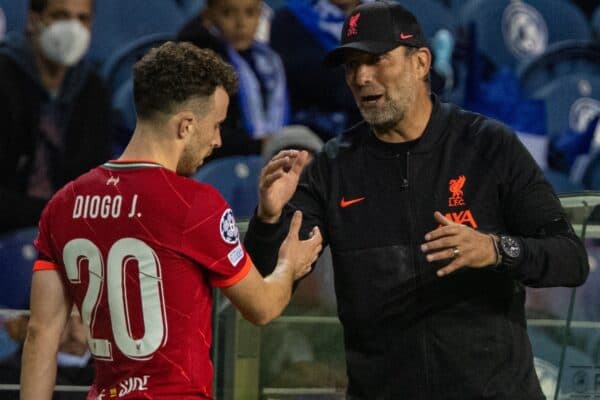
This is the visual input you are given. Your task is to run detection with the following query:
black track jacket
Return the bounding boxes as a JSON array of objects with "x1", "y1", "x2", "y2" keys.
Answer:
[{"x1": 244, "y1": 96, "x2": 589, "y2": 399}]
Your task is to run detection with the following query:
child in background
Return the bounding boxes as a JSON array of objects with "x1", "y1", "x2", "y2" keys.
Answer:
[{"x1": 178, "y1": 0, "x2": 290, "y2": 160}]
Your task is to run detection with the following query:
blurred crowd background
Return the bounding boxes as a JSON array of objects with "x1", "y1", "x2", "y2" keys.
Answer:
[{"x1": 0, "y1": 0, "x2": 599, "y2": 398}]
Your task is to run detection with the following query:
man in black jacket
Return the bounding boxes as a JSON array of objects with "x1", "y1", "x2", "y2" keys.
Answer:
[
  {"x1": 244, "y1": 2, "x2": 589, "y2": 399},
  {"x1": 0, "y1": 0, "x2": 112, "y2": 234}
]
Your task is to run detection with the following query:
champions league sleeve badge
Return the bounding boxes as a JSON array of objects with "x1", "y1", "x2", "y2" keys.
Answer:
[{"x1": 220, "y1": 208, "x2": 240, "y2": 245}]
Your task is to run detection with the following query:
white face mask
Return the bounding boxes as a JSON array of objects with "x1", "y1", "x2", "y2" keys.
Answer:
[{"x1": 39, "y1": 19, "x2": 91, "y2": 67}]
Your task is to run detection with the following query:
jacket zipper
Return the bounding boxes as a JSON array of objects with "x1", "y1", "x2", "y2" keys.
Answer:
[{"x1": 405, "y1": 151, "x2": 430, "y2": 398}]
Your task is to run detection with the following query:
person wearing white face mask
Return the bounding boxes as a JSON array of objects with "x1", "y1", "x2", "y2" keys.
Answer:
[
  {"x1": 38, "y1": 17, "x2": 91, "y2": 67},
  {"x1": 0, "y1": 0, "x2": 113, "y2": 235}
]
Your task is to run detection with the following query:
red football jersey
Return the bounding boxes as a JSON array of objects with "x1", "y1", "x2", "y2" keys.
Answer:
[{"x1": 33, "y1": 161, "x2": 252, "y2": 399}]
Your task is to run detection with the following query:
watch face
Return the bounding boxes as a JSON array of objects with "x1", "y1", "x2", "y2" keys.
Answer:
[{"x1": 501, "y1": 236, "x2": 521, "y2": 258}]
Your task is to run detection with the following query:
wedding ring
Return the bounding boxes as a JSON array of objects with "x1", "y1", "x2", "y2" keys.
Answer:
[{"x1": 452, "y1": 247, "x2": 460, "y2": 258}]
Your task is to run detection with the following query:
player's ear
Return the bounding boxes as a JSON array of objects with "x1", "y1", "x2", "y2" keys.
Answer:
[{"x1": 175, "y1": 111, "x2": 195, "y2": 139}]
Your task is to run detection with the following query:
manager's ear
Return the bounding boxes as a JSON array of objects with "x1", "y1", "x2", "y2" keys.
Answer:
[{"x1": 412, "y1": 47, "x2": 432, "y2": 81}]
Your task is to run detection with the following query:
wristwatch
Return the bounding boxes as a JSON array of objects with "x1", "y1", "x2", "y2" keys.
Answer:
[{"x1": 497, "y1": 235, "x2": 523, "y2": 269}]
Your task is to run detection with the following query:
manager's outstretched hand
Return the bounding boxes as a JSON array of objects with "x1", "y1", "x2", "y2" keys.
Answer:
[
  {"x1": 257, "y1": 150, "x2": 311, "y2": 223},
  {"x1": 421, "y1": 211, "x2": 498, "y2": 277}
]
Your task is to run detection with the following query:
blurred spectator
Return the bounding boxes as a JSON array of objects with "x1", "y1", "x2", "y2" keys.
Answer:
[
  {"x1": 177, "y1": 0, "x2": 290, "y2": 159},
  {"x1": 270, "y1": 0, "x2": 365, "y2": 140},
  {"x1": 0, "y1": 0, "x2": 113, "y2": 234}
]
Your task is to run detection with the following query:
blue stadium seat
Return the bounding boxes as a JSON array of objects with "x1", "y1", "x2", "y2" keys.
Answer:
[
  {"x1": 446, "y1": 0, "x2": 472, "y2": 17},
  {"x1": 395, "y1": 0, "x2": 457, "y2": 40},
  {"x1": 113, "y1": 78, "x2": 136, "y2": 136},
  {"x1": 101, "y1": 33, "x2": 174, "y2": 151},
  {"x1": 531, "y1": 73, "x2": 600, "y2": 137},
  {"x1": 0, "y1": 227, "x2": 38, "y2": 309},
  {"x1": 543, "y1": 168, "x2": 584, "y2": 193},
  {"x1": 593, "y1": 5, "x2": 600, "y2": 39},
  {"x1": 582, "y1": 150, "x2": 600, "y2": 190},
  {"x1": 264, "y1": 0, "x2": 286, "y2": 10},
  {"x1": 101, "y1": 32, "x2": 174, "y2": 94},
  {"x1": 88, "y1": 1, "x2": 185, "y2": 63},
  {"x1": 193, "y1": 156, "x2": 263, "y2": 220},
  {"x1": 431, "y1": 0, "x2": 472, "y2": 17},
  {"x1": 519, "y1": 40, "x2": 600, "y2": 96},
  {"x1": 173, "y1": 0, "x2": 205, "y2": 15},
  {"x1": 0, "y1": 0, "x2": 26, "y2": 35},
  {"x1": 459, "y1": 0, "x2": 591, "y2": 70}
]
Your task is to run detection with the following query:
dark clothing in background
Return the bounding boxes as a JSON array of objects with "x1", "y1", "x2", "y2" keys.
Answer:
[
  {"x1": 270, "y1": 7, "x2": 361, "y2": 141},
  {"x1": 0, "y1": 34, "x2": 112, "y2": 233},
  {"x1": 177, "y1": 19, "x2": 264, "y2": 159},
  {"x1": 245, "y1": 96, "x2": 589, "y2": 399}
]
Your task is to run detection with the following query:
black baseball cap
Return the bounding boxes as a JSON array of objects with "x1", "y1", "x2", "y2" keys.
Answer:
[{"x1": 324, "y1": 1, "x2": 428, "y2": 67}]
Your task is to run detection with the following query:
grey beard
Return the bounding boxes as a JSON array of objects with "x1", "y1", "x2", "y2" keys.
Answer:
[
  {"x1": 362, "y1": 107, "x2": 405, "y2": 133},
  {"x1": 371, "y1": 117, "x2": 402, "y2": 133}
]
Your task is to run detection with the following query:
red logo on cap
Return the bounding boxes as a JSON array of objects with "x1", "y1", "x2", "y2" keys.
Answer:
[
  {"x1": 347, "y1": 13, "x2": 360, "y2": 37},
  {"x1": 400, "y1": 33, "x2": 414, "y2": 40}
]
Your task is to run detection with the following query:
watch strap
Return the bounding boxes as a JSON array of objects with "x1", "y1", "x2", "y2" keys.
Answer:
[{"x1": 489, "y1": 234, "x2": 502, "y2": 267}]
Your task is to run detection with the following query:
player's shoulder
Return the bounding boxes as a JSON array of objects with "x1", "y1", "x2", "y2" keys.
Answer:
[
  {"x1": 166, "y1": 173, "x2": 227, "y2": 203},
  {"x1": 157, "y1": 172, "x2": 230, "y2": 217}
]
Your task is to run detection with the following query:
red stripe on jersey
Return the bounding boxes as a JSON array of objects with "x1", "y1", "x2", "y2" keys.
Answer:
[
  {"x1": 211, "y1": 256, "x2": 253, "y2": 288},
  {"x1": 33, "y1": 259, "x2": 58, "y2": 271}
]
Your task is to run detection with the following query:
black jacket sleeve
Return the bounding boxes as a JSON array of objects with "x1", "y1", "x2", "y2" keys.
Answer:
[{"x1": 494, "y1": 122, "x2": 589, "y2": 287}]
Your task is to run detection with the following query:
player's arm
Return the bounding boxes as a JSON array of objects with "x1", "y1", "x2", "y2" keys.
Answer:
[
  {"x1": 221, "y1": 211, "x2": 322, "y2": 325},
  {"x1": 20, "y1": 269, "x2": 72, "y2": 400}
]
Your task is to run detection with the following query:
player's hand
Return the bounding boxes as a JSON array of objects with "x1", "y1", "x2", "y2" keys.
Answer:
[
  {"x1": 257, "y1": 150, "x2": 311, "y2": 223},
  {"x1": 421, "y1": 211, "x2": 497, "y2": 277},
  {"x1": 278, "y1": 210, "x2": 322, "y2": 280}
]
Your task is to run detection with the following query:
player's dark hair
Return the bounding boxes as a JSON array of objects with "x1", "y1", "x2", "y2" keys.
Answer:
[{"x1": 133, "y1": 41, "x2": 238, "y2": 120}]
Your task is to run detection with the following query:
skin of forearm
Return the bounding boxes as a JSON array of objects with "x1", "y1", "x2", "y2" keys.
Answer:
[
  {"x1": 20, "y1": 327, "x2": 60, "y2": 400},
  {"x1": 253, "y1": 262, "x2": 295, "y2": 325}
]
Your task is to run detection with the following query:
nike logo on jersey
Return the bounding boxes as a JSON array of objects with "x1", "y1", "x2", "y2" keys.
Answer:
[{"x1": 340, "y1": 196, "x2": 365, "y2": 208}]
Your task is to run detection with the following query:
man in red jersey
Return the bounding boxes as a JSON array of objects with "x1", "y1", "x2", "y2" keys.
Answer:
[{"x1": 19, "y1": 41, "x2": 322, "y2": 400}]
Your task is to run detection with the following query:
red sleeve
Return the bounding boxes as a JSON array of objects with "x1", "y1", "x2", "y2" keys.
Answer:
[{"x1": 181, "y1": 186, "x2": 251, "y2": 288}]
